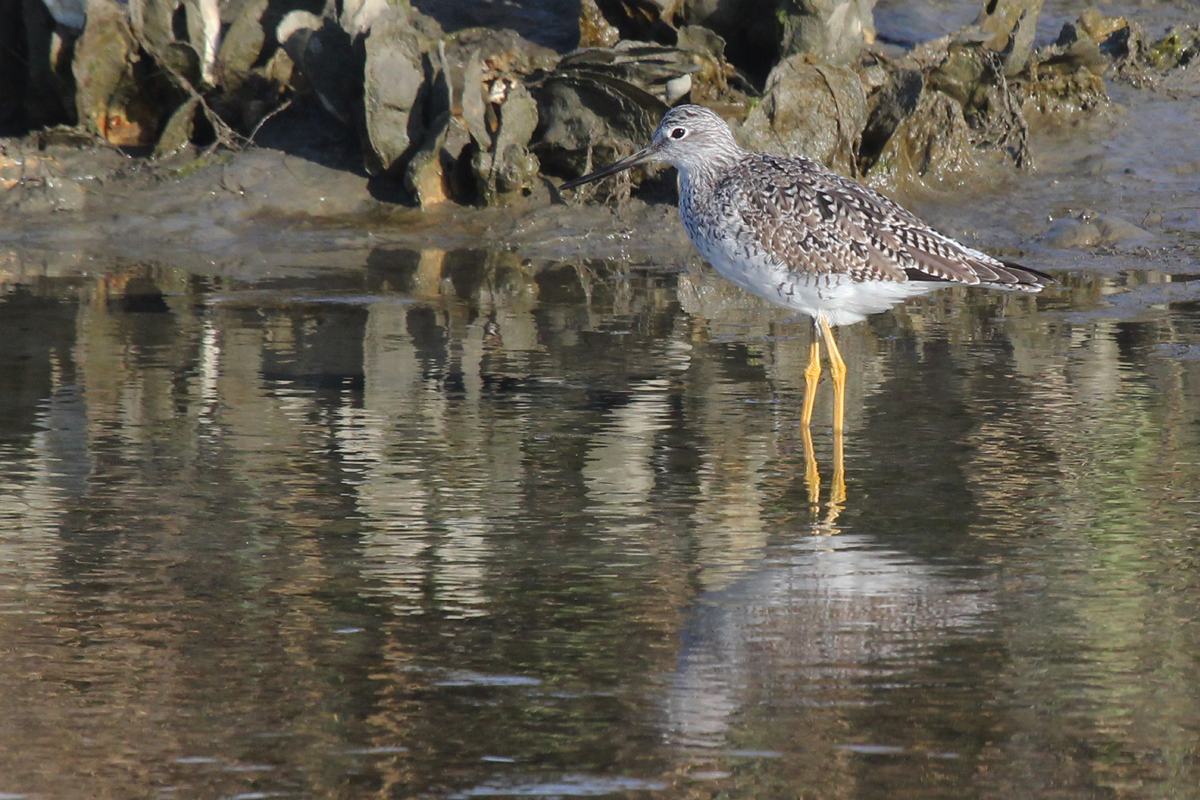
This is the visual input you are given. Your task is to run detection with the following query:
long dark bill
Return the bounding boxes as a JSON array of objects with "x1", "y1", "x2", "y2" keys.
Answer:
[{"x1": 559, "y1": 145, "x2": 659, "y2": 190}]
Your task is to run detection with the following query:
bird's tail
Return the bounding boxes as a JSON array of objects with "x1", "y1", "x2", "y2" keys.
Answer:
[{"x1": 977, "y1": 261, "x2": 1055, "y2": 292}]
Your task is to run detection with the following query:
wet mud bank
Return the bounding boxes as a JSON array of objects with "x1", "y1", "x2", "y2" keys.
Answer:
[
  {"x1": 4, "y1": 77, "x2": 1199, "y2": 286},
  {"x1": 0, "y1": 140, "x2": 695, "y2": 277}
]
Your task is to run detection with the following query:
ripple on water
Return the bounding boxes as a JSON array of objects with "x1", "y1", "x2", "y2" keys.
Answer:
[{"x1": 448, "y1": 776, "x2": 669, "y2": 798}]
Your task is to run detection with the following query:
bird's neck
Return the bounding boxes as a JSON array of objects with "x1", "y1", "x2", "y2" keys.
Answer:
[
  {"x1": 675, "y1": 141, "x2": 745, "y2": 203},
  {"x1": 677, "y1": 159, "x2": 729, "y2": 216}
]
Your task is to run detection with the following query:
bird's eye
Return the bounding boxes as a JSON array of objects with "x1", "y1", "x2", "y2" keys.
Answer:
[{"x1": 670, "y1": 127, "x2": 687, "y2": 139}]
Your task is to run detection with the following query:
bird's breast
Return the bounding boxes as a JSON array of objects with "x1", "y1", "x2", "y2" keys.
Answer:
[{"x1": 684, "y1": 221, "x2": 938, "y2": 326}]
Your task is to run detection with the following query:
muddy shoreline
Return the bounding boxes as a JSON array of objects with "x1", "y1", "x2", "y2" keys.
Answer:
[
  {"x1": 4, "y1": 71, "x2": 1198, "y2": 285},
  {"x1": 0, "y1": 142, "x2": 693, "y2": 275}
]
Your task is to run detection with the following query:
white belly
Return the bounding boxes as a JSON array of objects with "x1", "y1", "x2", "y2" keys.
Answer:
[{"x1": 695, "y1": 238, "x2": 939, "y2": 328}]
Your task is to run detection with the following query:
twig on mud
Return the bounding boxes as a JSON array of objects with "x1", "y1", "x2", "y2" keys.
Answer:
[
  {"x1": 135, "y1": 38, "x2": 248, "y2": 154},
  {"x1": 247, "y1": 97, "x2": 294, "y2": 146},
  {"x1": 974, "y1": 49, "x2": 1032, "y2": 170}
]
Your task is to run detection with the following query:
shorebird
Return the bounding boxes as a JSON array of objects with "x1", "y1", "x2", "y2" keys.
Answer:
[{"x1": 560, "y1": 104, "x2": 1050, "y2": 437}]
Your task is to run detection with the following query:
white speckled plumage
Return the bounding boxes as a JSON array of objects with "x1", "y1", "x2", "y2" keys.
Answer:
[
  {"x1": 562, "y1": 104, "x2": 1050, "y2": 327},
  {"x1": 561, "y1": 104, "x2": 1050, "y2": 439}
]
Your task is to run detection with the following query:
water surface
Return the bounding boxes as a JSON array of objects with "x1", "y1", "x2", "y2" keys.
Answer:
[
  {"x1": 4, "y1": 1, "x2": 1200, "y2": 792},
  {"x1": 2, "y1": 242, "x2": 1199, "y2": 799}
]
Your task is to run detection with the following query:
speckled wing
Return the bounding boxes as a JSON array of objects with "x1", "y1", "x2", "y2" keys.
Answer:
[
  {"x1": 717, "y1": 154, "x2": 1044, "y2": 289},
  {"x1": 712, "y1": 155, "x2": 902, "y2": 282}
]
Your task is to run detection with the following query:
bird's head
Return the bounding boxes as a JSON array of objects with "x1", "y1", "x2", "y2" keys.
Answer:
[{"x1": 559, "y1": 105, "x2": 741, "y2": 190}]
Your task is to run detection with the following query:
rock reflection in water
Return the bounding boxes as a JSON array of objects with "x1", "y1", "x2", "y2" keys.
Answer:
[{"x1": 1, "y1": 251, "x2": 1200, "y2": 798}]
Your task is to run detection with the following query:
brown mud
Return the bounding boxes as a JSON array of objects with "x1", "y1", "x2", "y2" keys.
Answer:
[{"x1": 3, "y1": 68, "x2": 1198, "y2": 289}]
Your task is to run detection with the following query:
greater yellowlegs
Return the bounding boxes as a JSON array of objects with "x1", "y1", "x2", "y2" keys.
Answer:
[{"x1": 560, "y1": 104, "x2": 1051, "y2": 436}]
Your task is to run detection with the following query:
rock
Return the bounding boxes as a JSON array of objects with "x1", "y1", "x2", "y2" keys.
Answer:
[
  {"x1": 440, "y1": 27, "x2": 559, "y2": 89},
  {"x1": 200, "y1": 0, "x2": 297, "y2": 132},
  {"x1": 153, "y1": 95, "x2": 199, "y2": 158},
  {"x1": 128, "y1": 0, "x2": 179, "y2": 56},
  {"x1": 859, "y1": 67, "x2": 923, "y2": 172},
  {"x1": 974, "y1": 0, "x2": 1042, "y2": 76},
  {"x1": 216, "y1": 0, "x2": 272, "y2": 81},
  {"x1": 925, "y1": 37, "x2": 1031, "y2": 167},
  {"x1": 468, "y1": 77, "x2": 542, "y2": 205},
  {"x1": 1056, "y1": 9, "x2": 1135, "y2": 66},
  {"x1": 128, "y1": 0, "x2": 306, "y2": 142},
  {"x1": 863, "y1": 89, "x2": 976, "y2": 191},
  {"x1": 462, "y1": 47, "x2": 542, "y2": 204},
  {"x1": 1022, "y1": 61, "x2": 1108, "y2": 117},
  {"x1": 780, "y1": 0, "x2": 876, "y2": 65},
  {"x1": 404, "y1": 47, "x2": 471, "y2": 207},
  {"x1": 276, "y1": 10, "x2": 323, "y2": 45},
  {"x1": 924, "y1": 37, "x2": 990, "y2": 107},
  {"x1": 440, "y1": 27, "x2": 558, "y2": 204},
  {"x1": 1075, "y1": 8, "x2": 1131, "y2": 45},
  {"x1": 674, "y1": 25, "x2": 752, "y2": 107},
  {"x1": 555, "y1": 42, "x2": 705, "y2": 105},
  {"x1": 1042, "y1": 212, "x2": 1153, "y2": 249},
  {"x1": 1144, "y1": 25, "x2": 1200, "y2": 71},
  {"x1": 277, "y1": 13, "x2": 361, "y2": 126},
  {"x1": 340, "y1": 0, "x2": 390, "y2": 36},
  {"x1": 360, "y1": 7, "x2": 436, "y2": 176},
  {"x1": 129, "y1": 0, "x2": 204, "y2": 88},
  {"x1": 531, "y1": 70, "x2": 668, "y2": 191},
  {"x1": 364, "y1": 20, "x2": 554, "y2": 201},
  {"x1": 684, "y1": 0, "x2": 876, "y2": 84},
  {"x1": 1030, "y1": 8, "x2": 1137, "y2": 97},
  {"x1": 738, "y1": 58, "x2": 867, "y2": 177},
  {"x1": 410, "y1": 0, "x2": 582, "y2": 53},
  {"x1": 73, "y1": 0, "x2": 159, "y2": 146},
  {"x1": 184, "y1": 0, "x2": 221, "y2": 87},
  {"x1": 0, "y1": 143, "x2": 89, "y2": 212},
  {"x1": 579, "y1": 0, "x2": 620, "y2": 48},
  {"x1": 461, "y1": 48, "x2": 491, "y2": 148},
  {"x1": 1042, "y1": 35, "x2": 1110, "y2": 78},
  {"x1": 676, "y1": 24, "x2": 725, "y2": 59},
  {"x1": 592, "y1": 0, "x2": 684, "y2": 44}
]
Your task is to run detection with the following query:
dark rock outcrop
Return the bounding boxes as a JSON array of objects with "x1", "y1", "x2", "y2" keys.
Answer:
[{"x1": 738, "y1": 58, "x2": 867, "y2": 177}]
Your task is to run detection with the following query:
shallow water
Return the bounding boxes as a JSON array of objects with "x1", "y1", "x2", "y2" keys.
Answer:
[
  {"x1": 2, "y1": 236, "x2": 1200, "y2": 798},
  {"x1": 5, "y1": 1, "x2": 1200, "y2": 794}
]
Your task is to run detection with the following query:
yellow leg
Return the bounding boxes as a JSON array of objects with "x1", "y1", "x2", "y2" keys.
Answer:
[
  {"x1": 818, "y1": 315, "x2": 846, "y2": 434},
  {"x1": 830, "y1": 426, "x2": 846, "y2": 508},
  {"x1": 801, "y1": 335, "x2": 821, "y2": 428},
  {"x1": 802, "y1": 317, "x2": 850, "y2": 521},
  {"x1": 801, "y1": 334, "x2": 822, "y2": 505},
  {"x1": 802, "y1": 419, "x2": 820, "y2": 506}
]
